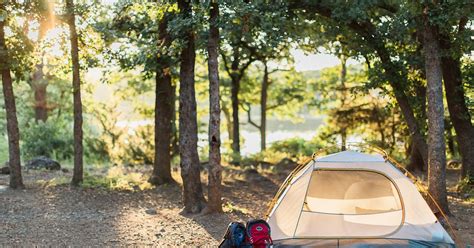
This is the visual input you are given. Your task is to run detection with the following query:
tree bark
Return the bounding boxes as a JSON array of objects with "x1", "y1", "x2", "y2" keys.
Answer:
[
  {"x1": 374, "y1": 45, "x2": 429, "y2": 169},
  {"x1": 0, "y1": 18, "x2": 24, "y2": 189},
  {"x1": 149, "y1": 14, "x2": 175, "y2": 186},
  {"x1": 407, "y1": 140, "x2": 425, "y2": 172},
  {"x1": 221, "y1": 47, "x2": 255, "y2": 162},
  {"x1": 230, "y1": 51, "x2": 241, "y2": 161},
  {"x1": 422, "y1": 11, "x2": 450, "y2": 214},
  {"x1": 32, "y1": 82, "x2": 48, "y2": 122},
  {"x1": 445, "y1": 120, "x2": 456, "y2": 157},
  {"x1": 66, "y1": 0, "x2": 84, "y2": 186},
  {"x1": 340, "y1": 55, "x2": 347, "y2": 151},
  {"x1": 221, "y1": 100, "x2": 233, "y2": 141},
  {"x1": 205, "y1": 1, "x2": 223, "y2": 213},
  {"x1": 31, "y1": 17, "x2": 53, "y2": 122},
  {"x1": 260, "y1": 62, "x2": 268, "y2": 151},
  {"x1": 178, "y1": 0, "x2": 205, "y2": 214},
  {"x1": 171, "y1": 84, "x2": 179, "y2": 157},
  {"x1": 439, "y1": 36, "x2": 474, "y2": 180}
]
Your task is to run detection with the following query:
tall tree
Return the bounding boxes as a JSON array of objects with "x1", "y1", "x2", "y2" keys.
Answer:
[
  {"x1": 149, "y1": 12, "x2": 175, "y2": 186},
  {"x1": 220, "y1": 1, "x2": 256, "y2": 161},
  {"x1": 422, "y1": 4, "x2": 450, "y2": 213},
  {"x1": 66, "y1": 0, "x2": 84, "y2": 186},
  {"x1": 288, "y1": 1, "x2": 430, "y2": 169},
  {"x1": 439, "y1": 16, "x2": 474, "y2": 180},
  {"x1": 205, "y1": 0, "x2": 222, "y2": 213},
  {"x1": 243, "y1": 62, "x2": 302, "y2": 152},
  {"x1": 221, "y1": 50, "x2": 254, "y2": 161},
  {"x1": 259, "y1": 61, "x2": 269, "y2": 151},
  {"x1": 106, "y1": 3, "x2": 178, "y2": 179},
  {"x1": 338, "y1": 53, "x2": 348, "y2": 151},
  {"x1": 234, "y1": 1, "x2": 293, "y2": 152},
  {"x1": 0, "y1": 4, "x2": 24, "y2": 189},
  {"x1": 244, "y1": 61, "x2": 271, "y2": 152},
  {"x1": 30, "y1": 2, "x2": 55, "y2": 122},
  {"x1": 178, "y1": 0, "x2": 205, "y2": 214}
]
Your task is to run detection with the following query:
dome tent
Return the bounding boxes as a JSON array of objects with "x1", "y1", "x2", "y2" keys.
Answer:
[{"x1": 266, "y1": 150, "x2": 455, "y2": 247}]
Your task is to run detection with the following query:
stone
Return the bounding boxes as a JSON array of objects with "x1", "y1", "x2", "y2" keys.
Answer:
[
  {"x1": 25, "y1": 156, "x2": 61, "y2": 171},
  {"x1": 145, "y1": 208, "x2": 157, "y2": 215},
  {"x1": 0, "y1": 166, "x2": 10, "y2": 174}
]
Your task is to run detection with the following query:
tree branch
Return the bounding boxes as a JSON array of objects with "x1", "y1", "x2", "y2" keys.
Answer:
[
  {"x1": 458, "y1": 16, "x2": 468, "y2": 34},
  {"x1": 237, "y1": 57, "x2": 256, "y2": 81},
  {"x1": 242, "y1": 103, "x2": 260, "y2": 129},
  {"x1": 266, "y1": 104, "x2": 280, "y2": 111},
  {"x1": 220, "y1": 51, "x2": 233, "y2": 77}
]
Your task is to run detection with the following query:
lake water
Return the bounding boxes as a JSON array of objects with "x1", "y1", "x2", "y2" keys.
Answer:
[{"x1": 118, "y1": 115, "x2": 325, "y2": 155}]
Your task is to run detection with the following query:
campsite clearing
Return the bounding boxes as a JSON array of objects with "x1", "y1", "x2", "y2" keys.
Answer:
[{"x1": 0, "y1": 164, "x2": 472, "y2": 246}]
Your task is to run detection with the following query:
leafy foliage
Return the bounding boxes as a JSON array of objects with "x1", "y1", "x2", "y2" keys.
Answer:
[
  {"x1": 268, "y1": 137, "x2": 324, "y2": 158},
  {"x1": 21, "y1": 119, "x2": 73, "y2": 161}
]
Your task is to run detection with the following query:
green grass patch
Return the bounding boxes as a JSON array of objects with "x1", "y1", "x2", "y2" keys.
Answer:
[
  {"x1": 82, "y1": 166, "x2": 154, "y2": 191},
  {"x1": 37, "y1": 176, "x2": 70, "y2": 188}
]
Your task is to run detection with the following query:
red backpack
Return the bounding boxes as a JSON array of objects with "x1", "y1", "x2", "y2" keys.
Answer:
[{"x1": 245, "y1": 219, "x2": 273, "y2": 247}]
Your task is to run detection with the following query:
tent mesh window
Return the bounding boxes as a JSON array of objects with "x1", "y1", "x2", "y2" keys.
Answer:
[
  {"x1": 295, "y1": 169, "x2": 404, "y2": 237},
  {"x1": 305, "y1": 170, "x2": 402, "y2": 215}
]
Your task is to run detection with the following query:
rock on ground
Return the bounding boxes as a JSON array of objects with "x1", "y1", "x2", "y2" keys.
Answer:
[
  {"x1": 25, "y1": 156, "x2": 61, "y2": 171},
  {"x1": 0, "y1": 166, "x2": 9, "y2": 175}
]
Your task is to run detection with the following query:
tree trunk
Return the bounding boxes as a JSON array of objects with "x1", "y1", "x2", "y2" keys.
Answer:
[
  {"x1": 171, "y1": 84, "x2": 179, "y2": 157},
  {"x1": 31, "y1": 17, "x2": 53, "y2": 122},
  {"x1": 230, "y1": 70, "x2": 240, "y2": 161},
  {"x1": 205, "y1": 1, "x2": 223, "y2": 213},
  {"x1": 149, "y1": 14, "x2": 175, "y2": 186},
  {"x1": 260, "y1": 62, "x2": 268, "y2": 151},
  {"x1": 422, "y1": 12, "x2": 450, "y2": 214},
  {"x1": 151, "y1": 69, "x2": 174, "y2": 185},
  {"x1": 340, "y1": 55, "x2": 347, "y2": 151},
  {"x1": 439, "y1": 38, "x2": 474, "y2": 180},
  {"x1": 223, "y1": 48, "x2": 254, "y2": 162},
  {"x1": 407, "y1": 140, "x2": 425, "y2": 172},
  {"x1": 32, "y1": 82, "x2": 48, "y2": 122},
  {"x1": 374, "y1": 45, "x2": 429, "y2": 169},
  {"x1": 445, "y1": 120, "x2": 456, "y2": 157},
  {"x1": 221, "y1": 101, "x2": 233, "y2": 141},
  {"x1": 341, "y1": 131, "x2": 347, "y2": 151},
  {"x1": 67, "y1": 0, "x2": 84, "y2": 186},
  {"x1": 0, "y1": 18, "x2": 24, "y2": 189},
  {"x1": 178, "y1": 0, "x2": 205, "y2": 214}
]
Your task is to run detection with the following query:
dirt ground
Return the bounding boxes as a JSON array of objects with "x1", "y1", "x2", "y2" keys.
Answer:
[{"x1": 0, "y1": 167, "x2": 472, "y2": 247}]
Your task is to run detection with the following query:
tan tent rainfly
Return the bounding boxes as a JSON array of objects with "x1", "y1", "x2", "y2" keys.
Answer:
[{"x1": 267, "y1": 150, "x2": 455, "y2": 247}]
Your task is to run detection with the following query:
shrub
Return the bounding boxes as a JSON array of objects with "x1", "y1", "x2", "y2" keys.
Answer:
[
  {"x1": 85, "y1": 135, "x2": 111, "y2": 163},
  {"x1": 117, "y1": 124, "x2": 154, "y2": 165},
  {"x1": 457, "y1": 176, "x2": 473, "y2": 201},
  {"x1": 21, "y1": 119, "x2": 73, "y2": 161},
  {"x1": 268, "y1": 137, "x2": 324, "y2": 158}
]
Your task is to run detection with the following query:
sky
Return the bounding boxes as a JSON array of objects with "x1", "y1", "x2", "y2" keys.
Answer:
[{"x1": 291, "y1": 49, "x2": 359, "y2": 71}]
